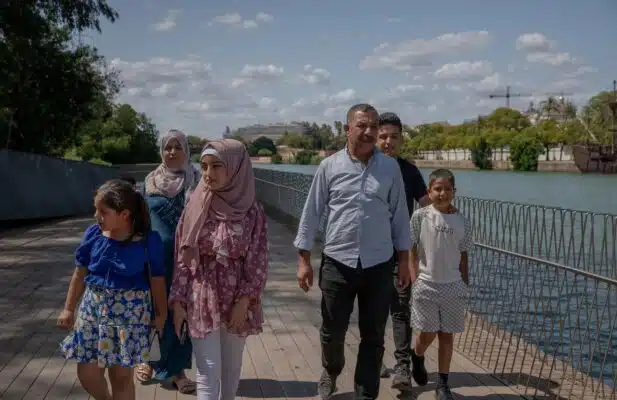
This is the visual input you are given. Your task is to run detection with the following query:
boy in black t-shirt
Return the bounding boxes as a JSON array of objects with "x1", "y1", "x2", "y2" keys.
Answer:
[{"x1": 376, "y1": 112, "x2": 430, "y2": 391}]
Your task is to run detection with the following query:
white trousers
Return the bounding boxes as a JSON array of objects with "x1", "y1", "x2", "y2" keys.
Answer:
[{"x1": 192, "y1": 329, "x2": 246, "y2": 400}]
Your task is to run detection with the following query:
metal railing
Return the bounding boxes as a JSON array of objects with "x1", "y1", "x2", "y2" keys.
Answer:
[
  {"x1": 455, "y1": 197, "x2": 617, "y2": 279},
  {"x1": 254, "y1": 173, "x2": 617, "y2": 399}
]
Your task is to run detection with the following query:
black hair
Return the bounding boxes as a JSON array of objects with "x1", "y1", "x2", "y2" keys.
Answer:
[
  {"x1": 378, "y1": 112, "x2": 403, "y2": 131},
  {"x1": 95, "y1": 179, "x2": 151, "y2": 238},
  {"x1": 119, "y1": 175, "x2": 136, "y2": 186},
  {"x1": 428, "y1": 168, "x2": 456, "y2": 188},
  {"x1": 346, "y1": 103, "x2": 378, "y2": 124}
]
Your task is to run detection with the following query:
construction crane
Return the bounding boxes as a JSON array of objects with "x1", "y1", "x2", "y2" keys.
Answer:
[{"x1": 488, "y1": 86, "x2": 532, "y2": 108}]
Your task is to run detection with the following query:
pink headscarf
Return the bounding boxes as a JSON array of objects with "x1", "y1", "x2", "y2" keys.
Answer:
[{"x1": 179, "y1": 139, "x2": 256, "y2": 264}]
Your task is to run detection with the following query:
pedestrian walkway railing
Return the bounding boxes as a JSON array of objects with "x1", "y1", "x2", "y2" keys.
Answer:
[
  {"x1": 455, "y1": 196, "x2": 617, "y2": 279},
  {"x1": 253, "y1": 169, "x2": 617, "y2": 399}
]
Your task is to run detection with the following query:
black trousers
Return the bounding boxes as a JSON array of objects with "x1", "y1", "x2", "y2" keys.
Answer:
[
  {"x1": 389, "y1": 268, "x2": 412, "y2": 367},
  {"x1": 319, "y1": 254, "x2": 394, "y2": 400}
]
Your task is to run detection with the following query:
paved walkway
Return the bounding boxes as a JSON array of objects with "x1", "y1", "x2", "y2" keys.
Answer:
[{"x1": 0, "y1": 216, "x2": 525, "y2": 399}]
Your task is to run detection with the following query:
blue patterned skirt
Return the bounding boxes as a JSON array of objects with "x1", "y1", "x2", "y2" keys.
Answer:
[{"x1": 60, "y1": 285, "x2": 153, "y2": 368}]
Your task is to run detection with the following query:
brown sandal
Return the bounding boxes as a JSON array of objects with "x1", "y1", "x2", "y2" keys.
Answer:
[
  {"x1": 172, "y1": 376, "x2": 196, "y2": 394},
  {"x1": 135, "y1": 364, "x2": 153, "y2": 383}
]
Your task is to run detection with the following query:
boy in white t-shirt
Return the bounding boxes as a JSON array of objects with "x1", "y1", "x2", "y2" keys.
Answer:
[{"x1": 408, "y1": 169, "x2": 473, "y2": 400}]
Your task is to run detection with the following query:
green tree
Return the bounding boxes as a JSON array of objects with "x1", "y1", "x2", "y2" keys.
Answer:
[
  {"x1": 333, "y1": 120, "x2": 344, "y2": 136},
  {"x1": 270, "y1": 153, "x2": 283, "y2": 164},
  {"x1": 248, "y1": 136, "x2": 276, "y2": 157},
  {"x1": 73, "y1": 104, "x2": 159, "y2": 164},
  {"x1": 0, "y1": 0, "x2": 120, "y2": 155},
  {"x1": 484, "y1": 107, "x2": 530, "y2": 132},
  {"x1": 510, "y1": 136, "x2": 543, "y2": 171},
  {"x1": 293, "y1": 150, "x2": 317, "y2": 165},
  {"x1": 471, "y1": 137, "x2": 492, "y2": 170},
  {"x1": 187, "y1": 135, "x2": 206, "y2": 153},
  {"x1": 580, "y1": 91, "x2": 616, "y2": 144}
]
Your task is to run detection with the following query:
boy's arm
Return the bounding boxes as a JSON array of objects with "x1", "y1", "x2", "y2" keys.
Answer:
[
  {"x1": 409, "y1": 210, "x2": 423, "y2": 282},
  {"x1": 459, "y1": 216, "x2": 474, "y2": 284},
  {"x1": 410, "y1": 245, "x2": 419, "y2": 282},
  {"x1": 459, "y1": 252, "x2": 469, "y2": 285}
]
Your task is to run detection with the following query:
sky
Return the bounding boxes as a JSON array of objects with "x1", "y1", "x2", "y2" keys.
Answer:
[{"x1": 84, "y1": 0, "x2": 617, "y2": 139}]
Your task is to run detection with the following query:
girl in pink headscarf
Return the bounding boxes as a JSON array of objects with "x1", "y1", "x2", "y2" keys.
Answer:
[{"x1": 168, "y1": 139, "x2": 268, "y2": 400}]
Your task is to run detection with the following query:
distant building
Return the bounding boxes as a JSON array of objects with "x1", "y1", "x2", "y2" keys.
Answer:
[{"x1": 226, "y1": 123, "x2": 309, "y2": 142}]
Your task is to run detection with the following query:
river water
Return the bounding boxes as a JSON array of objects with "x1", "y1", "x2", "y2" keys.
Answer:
[{"x1": 251, "y1": 163, "x2": 617, "y2": 214}]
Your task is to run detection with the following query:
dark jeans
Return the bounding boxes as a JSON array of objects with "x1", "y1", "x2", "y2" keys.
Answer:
[
  {"x1": 319, "y1": 254, "x2": 394, "y2": 400},
  {"x1": 389, "y1": 269, "x2": 412, "y2": 367}
]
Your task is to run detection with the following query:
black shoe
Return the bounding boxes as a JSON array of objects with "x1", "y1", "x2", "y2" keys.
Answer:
[
  {"x1": 391, "y1": 364, "x2": 412, "y2": 391},
  {"x1": 411, "y1": 350, "x2": 428, "y2": 386},
  {"x1": 380, "y1": 363, "x2": 390, "y2": 378},
  {"x1": 318, "y1": 370, "x2": 337, "y2": 400},
  {"x1": 436, "y1": 384, "x2": 455, "y2": 400}
]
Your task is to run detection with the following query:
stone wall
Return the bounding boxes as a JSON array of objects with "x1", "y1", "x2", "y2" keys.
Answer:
[
  {"x1": 413, "y1": 159, "x2": 513, "y2": 170},
  {"x1": 0, "y1": 151, "x2": 119, "y2": 221},
  {"x1": 114, "y1": 163, "x2": 159, "y2": 181}
]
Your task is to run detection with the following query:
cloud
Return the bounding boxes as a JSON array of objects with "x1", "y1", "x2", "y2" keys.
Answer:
[
  {"x1": 516, "y1": 33, "x2": 553, "y2": 53},
  {"x1": 255, "y1": 12, "x2": 274, "y2": 23},
  {"x1": 152, "y1": 10, "x2": 182, "y2": 32},
  {"x1": 230, "y1": 64, "x2": 285, "y2": 87},
  {"x1": 108, "y1": 56, "x2": 273, "y2": 133},
  {"x1": 300, "y1": 64, "x2": 331, "y2": 85},
  {"x1": 526, "y1": 52, "x2": 575, "y2": 67},
  {"x1": 151, "y1": 9, "x2": 181, "y2": 32},
  {"x1": 563, "y1": 66, "x2": 598, "y2": 78},
  {"x1": 381, "y1": 84, "x2": 425, "y2": 101},
  {"x1": 359, "y1": 30, "x2": 490, "y2": 71},
  {"x1": 434, "y1": 61, "x2": 493, "y2": 80},
  {"x1": 280, "y1": 89, "x2": 359, "y2": 119},
  {"x1": 210, "y1": 12, "x2": 242, "y2": 25},
  {"x1": 209, "y1": 12, "x2": 273, "y2": 29},
  {"x1": 515, "y1": 32, "x2": 576, "y2": 67},
  {"x1": 110, "y1": 56, "x2": 212, "y2": 90}
]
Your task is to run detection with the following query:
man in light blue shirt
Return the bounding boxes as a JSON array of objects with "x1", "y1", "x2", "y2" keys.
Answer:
[{"x1": 294, "y1": 103, "x2": 412, "y2": 400}]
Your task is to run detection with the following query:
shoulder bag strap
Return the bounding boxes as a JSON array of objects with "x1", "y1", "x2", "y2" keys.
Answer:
[{"x1": 143, "y1": 238, "x2": 155, "y2": 313}]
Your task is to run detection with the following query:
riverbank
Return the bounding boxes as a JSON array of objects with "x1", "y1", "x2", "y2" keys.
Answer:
[
  {"x1": 412, "y1": 159, "x2": 581, "y2": 172},
  {"x1": 251, "y1": 156, "x2": 581, "y2": 173}
]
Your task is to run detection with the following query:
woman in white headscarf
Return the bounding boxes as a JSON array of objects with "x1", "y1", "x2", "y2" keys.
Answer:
[{"x1": 136, "y1": 129, "x2": 200, "y2": 394}]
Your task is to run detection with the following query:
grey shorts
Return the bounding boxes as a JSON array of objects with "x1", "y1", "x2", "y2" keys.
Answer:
[{"x1": 410, "y1": 279, "x2": 470, "y2": 333}]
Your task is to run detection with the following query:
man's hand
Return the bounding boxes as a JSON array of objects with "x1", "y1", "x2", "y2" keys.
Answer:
[
  {"x1": 297, "y1": 251, "x2": 314, "y2": 292},
  {"x1": 397, "y1": 259, "x2": 411, "y2": 289}
]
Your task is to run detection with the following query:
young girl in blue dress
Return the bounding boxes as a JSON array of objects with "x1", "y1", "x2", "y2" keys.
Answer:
[{"x1": 57, "y1": 179, "x2": 168, "y2": 400}]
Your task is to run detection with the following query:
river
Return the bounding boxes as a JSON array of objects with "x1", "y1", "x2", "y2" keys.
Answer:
[{"x1": 251, "y1": 163, "x2": 617, "y2": 214}]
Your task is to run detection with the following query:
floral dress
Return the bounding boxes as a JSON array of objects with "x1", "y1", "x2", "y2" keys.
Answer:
[
  {"x1": 60, "y1": 225, "x2": 165, "y2": 367},
  {"x1": 169, "y1": 202, "x2": 268, "y2": 338}
]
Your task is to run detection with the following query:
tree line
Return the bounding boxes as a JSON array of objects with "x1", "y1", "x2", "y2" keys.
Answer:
[
  {"x1": 244, "y1": 90, "x2": 616, "y2": 170},
  {"x1": 1, "y1": 0, "x2": 160, "y2": 165}
]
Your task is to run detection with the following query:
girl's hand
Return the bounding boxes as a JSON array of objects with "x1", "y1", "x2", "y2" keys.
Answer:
[
  {"x1": 229, "y1": 297, "x2": 250, "y2": 331},
  {"x1": 172, "y1": 303, "x2": 188, "y2": 339},
  {"x1": 153, "y1": 312, "x2": 167, "y2": 334},
  {"x1": 57, "y1": 309, "x2": 75, "y2": 330}
]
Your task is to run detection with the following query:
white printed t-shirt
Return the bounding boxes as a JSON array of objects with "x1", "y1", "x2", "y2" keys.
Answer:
[{"x1": 410, "y1": 204, "x2": 473, "y2": 283}]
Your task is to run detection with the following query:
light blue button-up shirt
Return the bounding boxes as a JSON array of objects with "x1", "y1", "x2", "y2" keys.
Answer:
[{"x1": 293, "y1": 148, "x2": 411, "y2": 269}]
